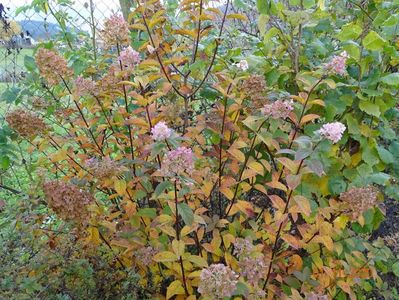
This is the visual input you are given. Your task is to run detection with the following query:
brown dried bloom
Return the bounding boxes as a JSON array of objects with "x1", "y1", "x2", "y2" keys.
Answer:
[
  {"x1": 6, "y1": 109, "x2": 47, "y2": 138},
  {"x1": 31, "y1": 96, "x2": 49, "y2": 110},
  {"x1": 35, "y1": 48, "x2": 72, "y2": 85},
  {"x1": 43, "y1": 180, "x2": 94, "y2": 222},
  {"x1": 339, "y1": 186, "x2": 379, "y2": 219},
  {"x1": 134, "y1": 246, "x2": 158, "y2": 265},
  {"x1": 85, "y1": 157, "x2": 126, "y2": 180},
  {"x1": 383, "y1": 232, "x2": 399, "y2": 253},
  {"x1": 242, "y1": 75, "x2": 267, "y2": 108},
  {"x1": 101, "y1": 14, "x2": 130, "y2": 48}
]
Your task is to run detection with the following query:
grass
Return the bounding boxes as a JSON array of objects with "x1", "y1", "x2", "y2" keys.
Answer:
[{"x1": 0, "y1": 47, "x2": 34, "y2": 72}]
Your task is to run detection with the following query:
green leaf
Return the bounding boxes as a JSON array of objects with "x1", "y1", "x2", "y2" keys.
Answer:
[
  {"x1": 359, "y1": 101, "x2": 380, "y2": 117},
  {"x1": 392, "y1": 262, "x2": 399, "y2": 277},
  {"x1": 337, "y1": 23, "x2": 362, "y2": 41},
  {"x1": 256, "y1": 0, "x2": 269, "y2": 14},
  {"x1": 177, "y1": 203, "x2": 194, "y2": 226},
  {"x1": 328, "y1": 177, "x2": 347, "y2": 195},
  {"x1": 0, "y1": 156, "x2": 10, "y2": 169},
  {"x1": 377, "y1": 146, "x2": 394, "y2": 164},
  {"x1": 1, "y1": 87, "x2": 20, "y2": 104},
  {"x1": 233, "y1": 282, "x2": 249, "y2": 296},
  {"x1": 362, "y1": 31, "x2": 386, "y2": 51},
  {"x1": 154, "y1": 181, "x2": 173, "y2": 197},
  {"x1": 137, "y1": 208, "x2": 157, "y2": 218},
  {"x1": 380, "y1": 73, "x2": 399, "y2": 86},
  {"x1": 24, "y1": 55, "x2": 36, "y2": 71}
]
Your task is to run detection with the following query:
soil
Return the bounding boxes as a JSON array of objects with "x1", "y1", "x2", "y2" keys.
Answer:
[{"x1": 371, "y1": 198, "x2": 399, "y2": 298}]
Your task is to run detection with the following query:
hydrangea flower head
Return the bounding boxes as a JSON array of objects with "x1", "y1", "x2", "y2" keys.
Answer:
[
  {"x1": 236, "y1": 59, "x2": 249, "y2": 71},
  {"x1": 118, "y1": 46, "x2": 140, "y2": 70},
  {"x1": 318, "y1": 122, "x2": 346, "y2": 143},
  {"x1": 102, "y1": 14, "x2": 130, "y2": 47},
  {"x1": 261, "y1": 100, "x2": 294, "y2": 119},
  {"x1": 35, "y1": 48, "x2": 72, "y2": 85},
  {"x1": 161, "y1": 147, "x2": 194, "y2": 177},
  {"x1": 74, "y1": 76, "x2": 96, "y2": 97},
  {"x1": 151, "y1": 121, "x2": 173, "y2": 141},
  {"x1": 325, "y1": 51, "x2": 349, "y2": 76},
  {"x1": 198, "y1": 264, "x2": 238, "y2": 299}
]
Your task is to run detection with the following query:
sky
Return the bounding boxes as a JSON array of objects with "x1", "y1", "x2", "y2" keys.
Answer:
[{"x1": 6, "y1": 0, "x2": 121, "y2": 28}]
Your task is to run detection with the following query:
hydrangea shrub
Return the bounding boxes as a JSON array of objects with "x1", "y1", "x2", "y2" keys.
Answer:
[{"x1": 3, "y1": 0, "x2": 399, "y2": 299}]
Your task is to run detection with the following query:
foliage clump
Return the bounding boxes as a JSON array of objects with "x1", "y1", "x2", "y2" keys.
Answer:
[{"x1": 2, "y1": 0, "x2": 399, "y2": 299}]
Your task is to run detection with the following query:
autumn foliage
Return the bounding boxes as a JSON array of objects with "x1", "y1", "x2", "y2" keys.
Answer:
[{"x1": 3, "y1": 0, "x2": 399, "y2": 299}]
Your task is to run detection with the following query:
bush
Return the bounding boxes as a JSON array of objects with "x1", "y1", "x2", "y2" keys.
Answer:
[{"x1": 2, "y1": 0, "x2": 399, "y2": 298}]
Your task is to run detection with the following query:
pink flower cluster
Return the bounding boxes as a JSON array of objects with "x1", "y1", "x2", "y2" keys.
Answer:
[
  {"x1": 118, "y1": 46, "x2": 140, "y2": 70},
  {"x1": 74, "y1": 76, "x2": 96, "y2": 97},
  {"x1": 161, "y1": 147, "x2": 194, "y2": 177},
  {"x1": 261, "y1": 100, "x2": 294, "y2": 119},
  {"x1": 151, "y1": 121, "x2": 173, "y2": 141},
  {"x1": 318, "y1": 122, "x2": 346, "y2": 143},
  {"x1": 35, "y1": 48, "x2": 72, "y2": 85},
  {"x1": 306, "y1": 292, "x2": 329, "y2": 300},
  {"x1": 198, "y1": 264, "x2": 238, "y2": 299},
  {"x1": 102, "y1": 14, "x2": 130, "y2": 47},
  {"x1": 325, "y1": 51, "x2": 349, "y2": 76}
]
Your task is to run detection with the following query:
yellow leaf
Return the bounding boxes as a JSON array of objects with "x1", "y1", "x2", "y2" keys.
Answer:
[
  {"x1": 87, "y1": 227, "x2": 101, "y2": 246},
  {"x1": 166, "y1": 280, "x2": 186, "y2": 300},
  {"x1": 153, "y1": 251, "x2": 178, "y2": 263},
  {"x1": 293, "y1": 195, "x2": 311, "y2": 217},
  {"x1": 227, "y1": 148, "x2": 245, "y2": 163},
  {"x1": 114, "y1": 179, "x2": 127, "y2": 196},
  {"x1": 220, "y1": 187, "x2": 234, "y2": 200},
  {"x1": 300, "y1": 114, "x2": 320, "y2": 125},
  {"x1": 187, "y1": 255, "x2": 208, "y2": 267},
  {"x1": 172, "y1": 239, "x2": 185, "y2": 257},
  {"x1": 226, "y1": 13, "x2": 248, "y2": 21},
  {"x1": 248, "y1": 161, "x2": 264, "y2": 175}
]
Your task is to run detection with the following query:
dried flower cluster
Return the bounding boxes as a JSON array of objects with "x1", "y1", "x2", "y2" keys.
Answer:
[
  {"x1": 0, "y1": 20, "x2": 21, "y2": 41},
  {"x1": 102, "y1": 14, "x2": 130, "y2": 47},
  {"x1": 198, "y1": 264, "x2": 238, "y2": 299},
  {"x1": 118, "y1": 46, "x2": 141, "y2": 71},
  {"x1": 85, "y1": 157, "x2": 125, "y2": 180},
  {"x1": 233, "y1": 237, "x2": 253, "y2": 257},
  {"x1": 134, "y1": 246, "x2": 158, "y2": 265},
  {"x1": 239, "y1": 255, "x2": 266, "y2": 286},
  {"x1": 6, "y1": 109, "x2": 47, "y2": 138},
  {"x1": 339, "y1": 186, "x2": 379, "y2": 219},
  {"x1": 74, "y1": 76, "x2": 96, "y2": 97},
  {"x1": 35, "y1": 48, "x2": 72, "y2": 85},
  {"x1": 383, "y1": 232, "x2": 399, "y2": 253},
  {"x1": 318, "y1": 122, "x2": 346, "y2": 144},
  {"x1": 151, "y1": 121, "x2": 173, "y2": 141},
  {"x1": 324, "y1": 51, "x2": 349, "y2": 76},
  {"x1": 43, "y1": 180, "x2": 94, "y2": 222},
  {"x1": 261, "y1": 99, "x2": 294, "y2": 119},
  {"x1": 242, "y1": 75, "x2": 267, "y2": 107},
  {"x1": 31, "y1": 96, "x2": 49, "y2": 110},
  {"x1": 161, "y1": 147, "x2": 194, "y2": 177}
]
